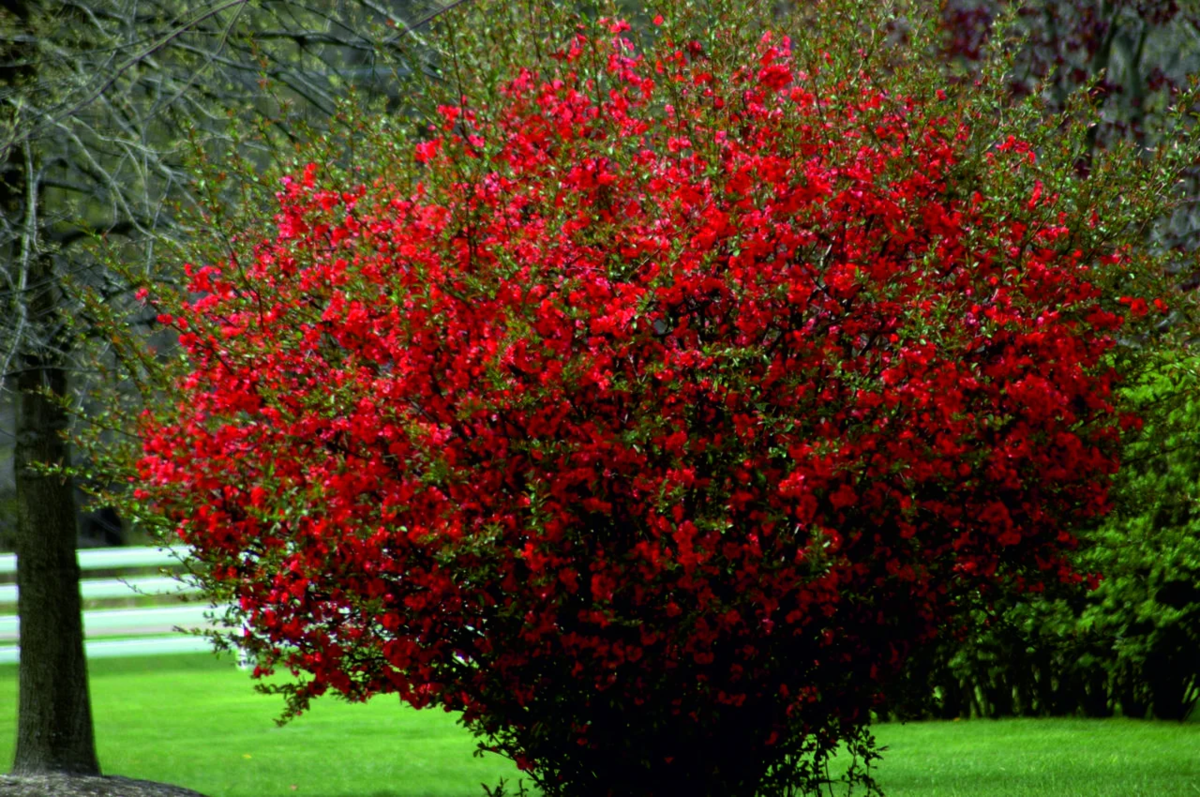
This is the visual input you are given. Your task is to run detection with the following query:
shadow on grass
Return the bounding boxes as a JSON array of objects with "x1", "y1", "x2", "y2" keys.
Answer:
[
  {"x1": 306, "y1": 794, "x2": 450, "y2": 797},
  {"x1": 308, "y1": 789, "x2": 536, "y2": 797}
]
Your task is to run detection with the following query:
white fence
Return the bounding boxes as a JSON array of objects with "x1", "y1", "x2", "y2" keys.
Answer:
[{"x1": 0, "y1": 546, "x2": 217, "y2": 665}]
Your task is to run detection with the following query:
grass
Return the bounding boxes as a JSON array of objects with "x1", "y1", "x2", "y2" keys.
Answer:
[
  {"x1": 0, "y1": 655, "x2": 524, "y2": 797},
  {"x1": 1, "y1": 654, "x2": 1198, "y2": 797},
  {"x1": 870, "y1": 717, "x2": 1200, "y2": 796}
]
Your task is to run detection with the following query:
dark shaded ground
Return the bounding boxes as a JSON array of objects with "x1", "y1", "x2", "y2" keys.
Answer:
[{"x1": 0, "y1": 773, "x2": 208, "y2": 797}]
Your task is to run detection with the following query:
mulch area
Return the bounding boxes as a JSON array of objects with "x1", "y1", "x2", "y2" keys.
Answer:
[{"x1": 0, "y1": 774, "x2": 208, "y2": 797}]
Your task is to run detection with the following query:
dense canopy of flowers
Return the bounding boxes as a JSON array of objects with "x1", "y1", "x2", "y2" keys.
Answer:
[{"x1": 137, "y1": 22, "x2": 1151, "y2": 797}]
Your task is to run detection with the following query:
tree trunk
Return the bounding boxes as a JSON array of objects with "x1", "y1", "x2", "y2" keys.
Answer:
[
  {"x1": 3, "y1": 0, "x2": 100, "y2": 776},
  {"x1": 12, "y1": 327, "x2": 100, "y2": 775}
]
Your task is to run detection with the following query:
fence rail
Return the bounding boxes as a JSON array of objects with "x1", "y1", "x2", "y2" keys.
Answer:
[
  {"x1": 0, "y1": 546, "x2": 188, "y2": 574},
  {"x1": 0, "y1": 546, "x2": 219, "y2": 665}
]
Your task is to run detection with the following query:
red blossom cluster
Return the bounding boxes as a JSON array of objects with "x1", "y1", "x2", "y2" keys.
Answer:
[{"x1": 138, "y1": 24, "x2": 1150, "y2": 797}]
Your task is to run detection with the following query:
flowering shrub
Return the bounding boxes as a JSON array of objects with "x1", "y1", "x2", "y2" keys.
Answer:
[{"x1": 132, "y1": 9, "x2": 1189, "y2": 797}]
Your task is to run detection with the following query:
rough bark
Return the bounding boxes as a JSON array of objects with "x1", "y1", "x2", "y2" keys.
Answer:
[{"x1": 11, "y1": 279, "x2": 97, "y2": 776}]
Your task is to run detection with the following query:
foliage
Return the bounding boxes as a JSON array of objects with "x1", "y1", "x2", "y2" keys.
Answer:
[
  {"x1": 1091, "y1": 356, "x2": 1200, "y2": 720},
  {"x1": 103, "y1": 1, "x2": 1200, "y2": 795},
  {"x1": 890, "y1": 351, "x2": 1200, "y2": 722}
]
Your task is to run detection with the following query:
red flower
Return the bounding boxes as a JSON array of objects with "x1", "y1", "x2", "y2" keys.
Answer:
[{"x1": 135, "y1": 19, "x2": 1161, "y2": 797}]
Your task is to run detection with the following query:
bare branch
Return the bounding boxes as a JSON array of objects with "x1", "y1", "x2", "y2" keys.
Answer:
[
  {"x1": 0, "y1": 0, "x2": 251, "y2": 159},
  {"x1": 0, "y1": 142, "x2": 37, "y2": 396}
]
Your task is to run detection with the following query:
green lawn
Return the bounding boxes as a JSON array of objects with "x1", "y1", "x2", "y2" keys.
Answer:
[
  {"x1": 870, "y1": 718, "x2": 1200, "y2": 796},
  {"x1": 1, "y1": 654, "x2": 1197, "y2": 797},
  {"x1": 0, "y1": 655, "x2": 524, "y2": 797}
]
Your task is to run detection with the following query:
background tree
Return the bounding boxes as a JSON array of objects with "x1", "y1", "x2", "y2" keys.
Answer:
[
  {"x1": 1, "y1": 0, "x2": 98, "y2": 775},
  {"x1": 0, "y1": 0, "x2": 453, "y2": 777}
]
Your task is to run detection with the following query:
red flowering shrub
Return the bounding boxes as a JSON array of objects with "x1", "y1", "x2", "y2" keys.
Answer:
[{"x1": 131, "y1": 10, "x2": 1188, "y2": 797}]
